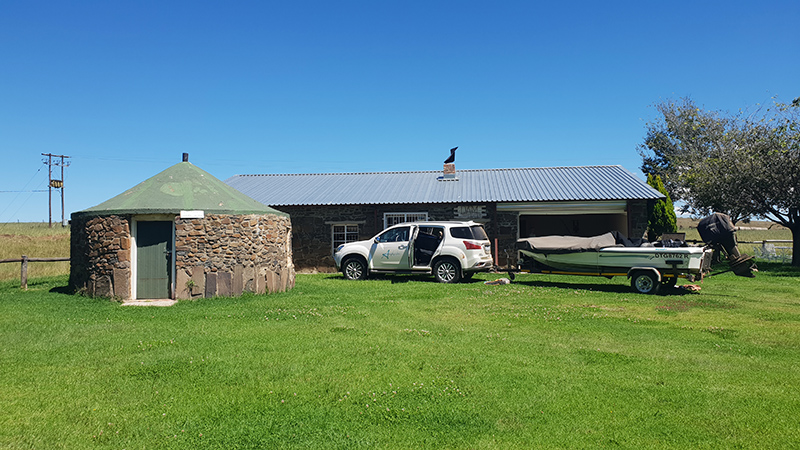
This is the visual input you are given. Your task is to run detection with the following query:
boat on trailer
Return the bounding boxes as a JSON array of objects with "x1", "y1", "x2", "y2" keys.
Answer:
[{"x1": 511, "y1": 214, "x2": 756, "y2": 294}]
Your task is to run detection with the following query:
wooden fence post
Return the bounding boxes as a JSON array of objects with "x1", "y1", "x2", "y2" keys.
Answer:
[{"x1": 21, "y1": 255, "x2": 28, "y2": 290}]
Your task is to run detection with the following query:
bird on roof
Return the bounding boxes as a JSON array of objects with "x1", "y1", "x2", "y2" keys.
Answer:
[{"x1": 444, "y1": 147, "x2": 457, "y2": 164}]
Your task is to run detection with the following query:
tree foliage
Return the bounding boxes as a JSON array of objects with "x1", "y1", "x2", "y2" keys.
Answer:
[
  {"x1": 639, "y1": 97, "x2": 800, "y2": 265},
  {"x1": 646, "y1": 174, "x2": 677, "y2": 241}
]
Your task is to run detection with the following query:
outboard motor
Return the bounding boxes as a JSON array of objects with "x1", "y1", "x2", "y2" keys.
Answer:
[{"x1": 697, "y1": 213, "x2": 757, "y2": 277}]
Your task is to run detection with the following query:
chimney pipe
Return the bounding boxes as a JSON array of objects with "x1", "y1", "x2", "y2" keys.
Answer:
[
  {"x1": 182, "y1": 153, "x2": 189, "y2": 162},
  {"x1": 443, "y1": 163, "x2": 456, "y2": 179}
]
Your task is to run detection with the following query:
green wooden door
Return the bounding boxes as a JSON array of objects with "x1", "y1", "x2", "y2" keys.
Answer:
[{"x1": 137, "y1": 221, "x2": 172, "y2": 299}]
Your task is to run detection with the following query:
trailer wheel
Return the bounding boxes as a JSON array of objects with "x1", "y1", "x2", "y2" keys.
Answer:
[
  {"x1": 631, "y1": 271, "x2": 660, "y2": 295},
  {"x1": 661, "y1": 276, "x2": 678, "y2": 288}
]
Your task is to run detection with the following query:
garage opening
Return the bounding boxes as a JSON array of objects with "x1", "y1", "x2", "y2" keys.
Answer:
[
  {"x1": 519, "y1": 213, "x2": 628, "y2": 238},
  {"x1": 498, "y1": 201, "x2": 630, "y2": 239}
]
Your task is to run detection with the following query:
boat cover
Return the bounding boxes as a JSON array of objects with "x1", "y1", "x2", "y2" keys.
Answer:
[
  {"x1": 517, "y1": 233, "x2": 617, "y2": 254},
  {"x1": 517, "y1": 231, "x2": 651, "y2": 254}
]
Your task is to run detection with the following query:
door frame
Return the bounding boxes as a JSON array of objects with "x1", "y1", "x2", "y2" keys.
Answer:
[
  {"x1": 368, "y1": 225, "x2": 415, "y2": 270},
  {"x1": 131, "y1": 215, "x2": 176, "y2": 299}
]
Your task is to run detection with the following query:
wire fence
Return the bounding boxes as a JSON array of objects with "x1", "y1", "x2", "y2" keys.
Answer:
[{"x1": 741, "y1": 240, "x2": 794, "y2": 263}]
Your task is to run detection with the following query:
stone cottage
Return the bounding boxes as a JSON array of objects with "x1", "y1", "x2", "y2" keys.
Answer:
[
  {"x1": 70, "y1": 155, "x2": 294, "y2": 300},
  {"x1": 226, "y1": 164, "x2": 664, "y2": 271}
]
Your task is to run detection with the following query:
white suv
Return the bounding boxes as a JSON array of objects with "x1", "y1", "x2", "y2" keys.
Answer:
[{"x1": 334, "y1": 221, "x2": 494, "y2": 283}]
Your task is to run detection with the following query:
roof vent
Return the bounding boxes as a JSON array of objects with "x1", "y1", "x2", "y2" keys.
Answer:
[{"x1": 182, "y1": 153, "x2": 189, "y2": 162}]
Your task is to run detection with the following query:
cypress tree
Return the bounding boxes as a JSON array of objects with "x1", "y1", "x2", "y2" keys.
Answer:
[{"x1": 647, "y1": 174, "x2": 677, "y2": 241}]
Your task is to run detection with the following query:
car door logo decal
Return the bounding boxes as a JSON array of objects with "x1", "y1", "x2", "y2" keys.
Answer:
[{"x1": 381, "y1": 249, "x2": 402, "y2": 259}]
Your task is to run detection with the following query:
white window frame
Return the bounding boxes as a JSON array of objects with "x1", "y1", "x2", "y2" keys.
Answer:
[
  {"x1": 332, "y1": 223, "x2": 360, "y2": 252},
  {"x1": 383, "y1": 212, "x2": 428, "y2": 229}
]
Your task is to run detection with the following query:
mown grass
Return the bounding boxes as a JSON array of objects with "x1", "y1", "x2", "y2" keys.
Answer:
[
  {"x1": 0, "y1": 223, "x2": 70, "y2": 280},
  {"x1": 2, "y1": 267, "x2": 799, "y2": 449}
]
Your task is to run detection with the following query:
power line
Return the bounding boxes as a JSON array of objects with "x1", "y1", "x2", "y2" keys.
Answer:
[
  {"x1": 42, "y1": 153, "x2": 71, "y2": 228},
  {"x1": 0, "y1": 164, "x2": 46, "y2": 221}
]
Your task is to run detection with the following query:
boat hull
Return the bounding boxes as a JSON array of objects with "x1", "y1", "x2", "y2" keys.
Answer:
[{"x1": 520, "y1": 246, "x2": 708, "y2": 275}]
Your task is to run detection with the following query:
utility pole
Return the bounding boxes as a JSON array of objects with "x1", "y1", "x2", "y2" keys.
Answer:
[{"x1": 41, "y1": 153, "x2": 70, "y2": 227}]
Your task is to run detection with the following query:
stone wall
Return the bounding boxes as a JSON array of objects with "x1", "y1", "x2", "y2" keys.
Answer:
[
  {"x1": 173, "y1": 214, "x2": 294, "y2": 299},
  {"x1": 490, "y1": 207, "x2": 520, "y2": 267},
  {"x1": 69, "y1": 214, "x2": 132, "y2": 298},
  {"x1": 69, "y1": 212, "x2": 294, "y2": 299},
  {"x1": 628, "y1": 200, "x2": 651, "y2": 239}
]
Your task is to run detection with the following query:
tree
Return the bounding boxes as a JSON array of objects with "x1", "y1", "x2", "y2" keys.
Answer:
[
  {"x1": 639, "y1": 97, "x2": 800, "y2": 266},
  {"x1": 646, "y1": 174, "x2": 677, "y2": 241},
  {"x1": 639, "y1": 98, "x2": 731, "y2": 209}
]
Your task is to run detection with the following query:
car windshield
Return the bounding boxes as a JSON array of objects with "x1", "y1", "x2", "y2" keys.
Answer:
[{"x1": 450, "y1": 225, "x2": 489, "y2": 240}]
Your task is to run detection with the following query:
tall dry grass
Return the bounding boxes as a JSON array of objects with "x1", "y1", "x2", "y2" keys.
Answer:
[{"x1": 0, "y1": 223, "x2": 70, "y2": 281}]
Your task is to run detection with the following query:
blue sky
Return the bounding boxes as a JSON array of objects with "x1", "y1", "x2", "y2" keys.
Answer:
[{"x1": 1, "y1": 0, "x2": 798, "y2": 222}]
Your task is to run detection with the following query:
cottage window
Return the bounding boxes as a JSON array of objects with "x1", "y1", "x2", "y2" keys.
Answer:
[
  {"x1": 384, "y1": 212, "x2": 428, "y2": 228},
  {"x1": 332, "y1": 224, "x2": 360, "y2": 251}
]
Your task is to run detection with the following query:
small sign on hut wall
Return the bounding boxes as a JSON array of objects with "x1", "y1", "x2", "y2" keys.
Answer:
[
  {"x1": 180, "y1": 210, "x2": 205, "y2": 219},
  {"x1": 454, "y1": 205, "x2": 487, "y2": 220}
]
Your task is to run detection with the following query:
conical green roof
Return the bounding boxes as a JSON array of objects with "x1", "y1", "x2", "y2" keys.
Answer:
[{"x1": 78, "y1": 162, "x2": 287, "y2": 217}]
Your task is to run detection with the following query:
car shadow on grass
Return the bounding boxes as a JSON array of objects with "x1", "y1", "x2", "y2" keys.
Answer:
[{"x1": 323, "y1": 274, "x2": 490, "y2": 284}]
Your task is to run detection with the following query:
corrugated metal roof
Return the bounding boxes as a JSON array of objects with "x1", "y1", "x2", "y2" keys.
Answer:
[{"x1": 224, "y1": 166, "x2": 664, "y2": 206}]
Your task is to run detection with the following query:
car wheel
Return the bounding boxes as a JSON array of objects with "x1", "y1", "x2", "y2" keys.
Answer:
[
  {"x1": 433, "y1": 258, "x2": 461, "y2": 283},
  {"x1": 342, "y1": 257, "x2": 368, "y2": 280},
  {"x1": 631, "y1": 271, "x2": 660, "y2": 294}
]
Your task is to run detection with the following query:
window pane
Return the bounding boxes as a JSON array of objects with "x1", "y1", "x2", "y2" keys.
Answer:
[
  {"x1": 378, "y1": 226, "x2": 410, "y2": 242},
  {"x1": 469, "y1": 225, "x2": 489, "y2": 240},
  {"x1": 450, "y1": 227, "x2": 470, "y2": 239},
  {"x1": 449, "y1": 225, "x2": 488, "y2": 240},
  {"x1": 384, "y1": 212, "x2": 428, "y2": 228},
  {"x1": 333, "y1": 224, "x2": 359, "y2": 250}
]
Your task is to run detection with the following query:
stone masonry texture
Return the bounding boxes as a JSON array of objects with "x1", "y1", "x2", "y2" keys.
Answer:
[{"x1": 70, "y1": 213, "x2": 294, "y2": 299}]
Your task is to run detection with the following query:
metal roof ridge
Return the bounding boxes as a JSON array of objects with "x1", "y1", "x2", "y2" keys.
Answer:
[
  {"x1": 232, "y1": 165, "x2": 625, "y2": 177},
  {"x1": 236, "y1": 170, "x2": 440, "y2": 177}
]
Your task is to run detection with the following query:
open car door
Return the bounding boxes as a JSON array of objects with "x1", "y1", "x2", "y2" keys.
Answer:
[{"x1": 369, "y1": 225, "x2": 415, "y2": 270}]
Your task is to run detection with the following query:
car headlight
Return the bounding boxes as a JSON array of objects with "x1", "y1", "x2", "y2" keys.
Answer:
[{"x1": 335, "y1": 244, "x2": 345, "y2": 253}]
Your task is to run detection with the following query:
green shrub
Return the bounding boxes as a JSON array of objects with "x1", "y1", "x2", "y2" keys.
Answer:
[{"x1": 647, "y1": 174, "x2": 677, "y2": 241}]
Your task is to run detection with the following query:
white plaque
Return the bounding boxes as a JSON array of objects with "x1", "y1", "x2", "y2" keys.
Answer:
[{"x1": 180, "y1": 210, "x2": 205, "y2": 219}]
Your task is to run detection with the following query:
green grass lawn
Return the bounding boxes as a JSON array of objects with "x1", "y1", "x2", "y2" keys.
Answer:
[{"x1": 2, "y1": 266, "x2": 799, "y2": 449}]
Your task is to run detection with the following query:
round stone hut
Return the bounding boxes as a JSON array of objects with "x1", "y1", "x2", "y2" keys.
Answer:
[{"x1": 70, "y1": 155, "x2": 294, "y2": 300}]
